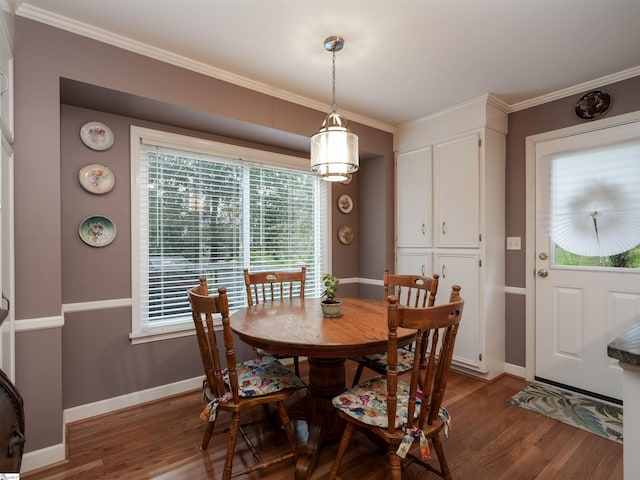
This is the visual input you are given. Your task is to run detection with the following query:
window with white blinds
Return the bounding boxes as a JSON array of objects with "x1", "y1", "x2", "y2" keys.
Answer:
[{"x1": 130, "y1": 126, "x2": 328, "y2": 342}]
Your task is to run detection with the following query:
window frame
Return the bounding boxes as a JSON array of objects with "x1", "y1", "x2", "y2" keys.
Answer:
[{"x1": 130, "y1": 126, "x2": 330, "y2": 344}]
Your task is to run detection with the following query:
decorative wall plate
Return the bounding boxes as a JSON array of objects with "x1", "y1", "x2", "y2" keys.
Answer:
[
  {"x1": 79, "y1": 215, "x2": 117, "y2": 247},
  {"x1": 337, "y1": 225, "x2": 354, "y2": 245},
  {"x1": 341, "y1": 175, "x2": 352, "y2": 185},
  {"x1": 338, "y1": 194, "x2": 353, "y2": 214},
  {"x1": 78, "y1": 163, "x2": 115, "y2": 194},
  {"x1": 575, "y1": 90, "x2": 611, "y2": 120},
  {"x1": 80, "y1": 121, "x2": 115, "y2": 150}
]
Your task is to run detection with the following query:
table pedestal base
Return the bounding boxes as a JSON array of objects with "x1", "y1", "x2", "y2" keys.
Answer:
[{"x1": 295, "y1": 357, "x2": 346, "y2": 480}]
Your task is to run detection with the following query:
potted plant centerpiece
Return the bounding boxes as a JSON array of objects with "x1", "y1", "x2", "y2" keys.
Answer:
[{"x1": 321, "y1": 273, "x2": 342, "y2": 317}]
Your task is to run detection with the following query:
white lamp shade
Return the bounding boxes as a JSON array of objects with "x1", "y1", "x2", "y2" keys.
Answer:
[{"x1": 310, "y1": 112, "x2": 359, "y2": 182}]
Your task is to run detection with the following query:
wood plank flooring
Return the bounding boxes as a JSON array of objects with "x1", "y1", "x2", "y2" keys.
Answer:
[{"x1": 23, "y1": 363, "x2": 623, "y2": 480}]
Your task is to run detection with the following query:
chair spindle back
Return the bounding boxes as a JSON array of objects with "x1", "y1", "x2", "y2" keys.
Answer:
[
  {"x1": 243, "y1": 267, "x2": 307, "y2": 306},
  {"x1": 188, "y1": 280, "x2": 238, "y2": 404},
  {"x1": 386, "y1": 286, "x2": 463, "y2": 435}
]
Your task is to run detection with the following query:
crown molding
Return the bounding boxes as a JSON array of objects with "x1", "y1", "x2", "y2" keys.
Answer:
[
  {"x1": 15, "y1": 4, "x2": 640, "y2": 128},
  {"x1": 508, "y1": 64, "x2": 640, "y2": 113},
  {"x1": 15, "y1": 4, "x2": 394, "y2": 133},
  {"x1": 485, "y1": 93, "x2": 510, "y2": 113}
]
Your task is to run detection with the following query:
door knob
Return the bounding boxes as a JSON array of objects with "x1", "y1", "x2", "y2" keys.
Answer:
[{"x1": 537, "y1": 269, "x2": 549, "y2": 278}]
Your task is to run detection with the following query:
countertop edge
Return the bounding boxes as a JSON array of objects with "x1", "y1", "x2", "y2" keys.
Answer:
[{"x1": 607, "y1": 323, "x2": 640, "y2": 366}]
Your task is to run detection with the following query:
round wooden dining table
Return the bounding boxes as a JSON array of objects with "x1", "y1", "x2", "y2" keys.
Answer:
[{"x1": 229, "y1": 297, "x2": 415, "y2": 480}]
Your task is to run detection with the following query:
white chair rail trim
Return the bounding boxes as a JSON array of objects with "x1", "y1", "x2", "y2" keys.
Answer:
[{"x1": 14, "y1": 315, "x2": 64, "y2": 332}]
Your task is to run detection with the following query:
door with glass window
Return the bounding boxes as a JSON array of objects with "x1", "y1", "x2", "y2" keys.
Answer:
[{"x1": 535, "y1": 122, "x2": 640, "y2": 401}]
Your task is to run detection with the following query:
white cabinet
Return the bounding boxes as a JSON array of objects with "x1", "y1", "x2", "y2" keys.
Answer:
[
  {"x1": 396, "y1": 147, "x2": 434, "y2": 278},
  {"x1": 397, "y1": 250, "x2": 432, "y2": 278},
  {"x1": 434, "y1": 252, "x2": 479, "y2": 369},
  {"x1": 434, "y1": 133, "x2": 480, "y2": 248},
  {"x1": 394, "y1": 96, "x2": 506, "y2": 380},
  {"x1": 396, "y1": 147, "x2": 431, "y2": 248}
]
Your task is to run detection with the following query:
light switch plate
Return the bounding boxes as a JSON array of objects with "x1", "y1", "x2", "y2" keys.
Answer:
[{"x1": 506, "y1": 236, "x2": 521, "y2": 250}]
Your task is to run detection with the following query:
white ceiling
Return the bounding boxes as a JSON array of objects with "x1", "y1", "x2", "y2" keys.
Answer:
[{"x1": 14, "y1": 0, "x2": 640, "y2": 130}]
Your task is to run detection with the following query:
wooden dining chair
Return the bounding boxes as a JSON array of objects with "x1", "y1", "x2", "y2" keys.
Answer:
[
  {"x1": 330, "y1": 286, "x2": 463, "y2": 480},
  {"x1": 243, "y1": 266, "x2": 306, "y2": 377},
  {"x1": 350, "y1": 269, "x2": 439, "y2": 386},
  {"x1": 188, "y1": 278, "x2": 305, "y2": 480}
]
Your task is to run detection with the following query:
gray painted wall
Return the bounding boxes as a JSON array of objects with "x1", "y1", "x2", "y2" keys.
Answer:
[
  {"x1": 14, "y1": 17, "x2": 393, "y2": 452},
  {"x1": 504, "y1": 75, "x2": 640, "y2": 367},
  {"x1": 13, "y1": 13, "x2": 640, "y2": 456}
]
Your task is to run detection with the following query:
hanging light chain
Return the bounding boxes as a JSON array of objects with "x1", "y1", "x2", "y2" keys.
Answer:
[{"x1": 331, "y1": 47, "x2": 337, "y2": 113}]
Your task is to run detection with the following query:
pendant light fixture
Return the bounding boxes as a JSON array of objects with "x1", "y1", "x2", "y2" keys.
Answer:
[{"x1": 310, "y1": 35, "x2": 359, "y2": 182}]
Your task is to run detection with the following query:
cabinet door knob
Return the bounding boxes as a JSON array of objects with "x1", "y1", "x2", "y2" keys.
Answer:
[
  {"x1": 441, "y1": 264, "x2": 447, "y2": 279},
  {"x1": 421, "y1": 223, "x2": 426, "y2": 235},
  {"x1": 421, "y1": 263, "x2": 425, "y2": 276},
  {"x1": 442, "y1": 221, "x2": 447, "y2": 235}
]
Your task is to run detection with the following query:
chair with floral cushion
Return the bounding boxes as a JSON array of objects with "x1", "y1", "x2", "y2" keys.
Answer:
[
  {"x1": 330, "y1": 286, "x2": 463, "y2": 480},
  {"x1": 188, "y1": 277, "x2": 305, "y2": 480},
  {"x1": 349, "y1": 269, "x2": 439, "y2": 386},
  {"x1": 243, "y1": 267, "x2": 306, "y2": 377}
]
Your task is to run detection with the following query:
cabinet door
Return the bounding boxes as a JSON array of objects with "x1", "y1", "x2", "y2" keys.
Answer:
[
  {"x1": 396, "y1": 250, "x2": 432, "y2": 278},
  {"x1": 396, "y1": 147, "x2": 431, "y2": 248},
  {"x1": 434, "y1": 133, "x2": 480, "y2": 247},
  {"x1": 434, "y1": 252, "x2": 481, "y2": 371}
]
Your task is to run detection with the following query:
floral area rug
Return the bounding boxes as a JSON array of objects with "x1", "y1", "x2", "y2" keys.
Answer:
[{"x1": 507, "y1": 382, "x2": 623, "y2": 443}]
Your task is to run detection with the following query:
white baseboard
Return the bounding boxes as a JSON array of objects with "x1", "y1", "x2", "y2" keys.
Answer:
[
  {"x1": 22, "y1": 375, "x2": 203, "y2": 473},
  {"x1": 64, "y1": 375, "x2": 203, "y2": 424},
  {"x1": 21, "y1": 442, "x2": 66, "y2": 473},
  {"x1": 504, "y1": 362, "x2": 526, "y2": 378}
]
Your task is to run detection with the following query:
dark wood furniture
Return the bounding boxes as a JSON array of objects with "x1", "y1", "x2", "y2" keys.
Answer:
[
  {"x1": 329, "y1": 286, "x2": 464, "y2": 480},
  {"x1": 243, "y1": 266, "x2": 307, "y2": 376},
  {"x1": 0, "y1": 368, "x2": 25, "y2": 473},
  {"x1": 229, "y1": 296, "x2": 415, "y2": 480},
  {"x1": 350, "y1": 269, "x2": 440, "y2": 386},
  {"x1": 188, "y1": 279, "x2": 300, "y2": 480}
]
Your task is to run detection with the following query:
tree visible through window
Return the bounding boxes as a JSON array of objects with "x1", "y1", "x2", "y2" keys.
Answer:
[{"x1": 131, "y1": 127, "x2": 327, "y2": 340}]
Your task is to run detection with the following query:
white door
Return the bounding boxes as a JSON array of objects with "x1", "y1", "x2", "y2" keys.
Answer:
[{"x1": 535, "y1": 123, "x2": 640, "y2": 401}]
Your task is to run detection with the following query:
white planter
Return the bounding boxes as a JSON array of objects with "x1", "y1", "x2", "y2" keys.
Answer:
[{"x1": 321, "y1": 300, "x2": 342, "y2": 318}]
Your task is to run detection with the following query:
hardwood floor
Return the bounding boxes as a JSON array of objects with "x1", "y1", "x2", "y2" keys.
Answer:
[{"x1": 23, "y1": 363, "x2": 623, "y2": 480}]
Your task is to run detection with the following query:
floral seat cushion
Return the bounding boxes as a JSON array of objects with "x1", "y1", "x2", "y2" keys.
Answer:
[
  {"x1": 350, "y1": 348, "x2": 416, "y2": 374},
  {"x1": 332, "y1": 376, "x2": 419, "y2": 428},
  {"x1": 224, "y1": 355, "x2": 305, "y2": 397}
]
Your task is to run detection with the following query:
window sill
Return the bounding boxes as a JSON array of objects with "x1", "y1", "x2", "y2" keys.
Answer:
[
  {"x1": 129, "y1": 324, "x2": 200, "y2": 345},
  {"x1": 131, "y1": 311, "x2": 240, "y2": 345}
]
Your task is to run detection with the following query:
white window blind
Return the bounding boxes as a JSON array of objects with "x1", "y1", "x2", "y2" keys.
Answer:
[{"x1": 131, "y1": 127, "x2": 328, "y2": 341}]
